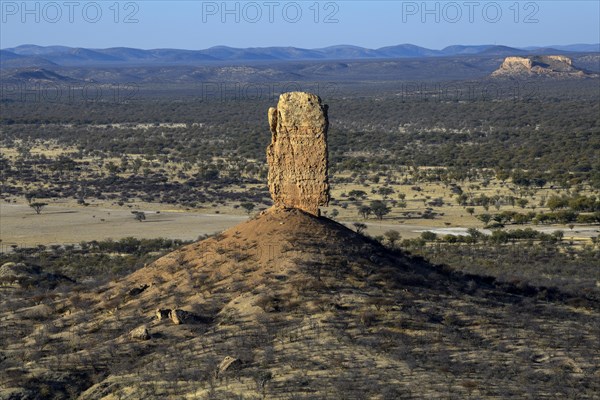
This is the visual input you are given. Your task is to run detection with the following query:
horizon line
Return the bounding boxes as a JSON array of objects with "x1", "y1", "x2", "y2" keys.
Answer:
[{"x1": 3, "y1": 42, "x2": 600, "y2": 52}]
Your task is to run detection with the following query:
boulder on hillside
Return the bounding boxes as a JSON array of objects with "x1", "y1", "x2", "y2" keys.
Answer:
[{"x1": 130, "y1": 325, "x2": 151, "y2": 340}]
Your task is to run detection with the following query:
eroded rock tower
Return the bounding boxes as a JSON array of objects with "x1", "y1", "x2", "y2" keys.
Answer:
[{"x1": 266, "y1": 92, "x2": 329, "y2": 216}]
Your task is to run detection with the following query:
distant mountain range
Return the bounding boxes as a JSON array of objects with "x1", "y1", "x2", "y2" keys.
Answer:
[{"x1": 2, "y1": 43, "x2": 599, "y2": 68}]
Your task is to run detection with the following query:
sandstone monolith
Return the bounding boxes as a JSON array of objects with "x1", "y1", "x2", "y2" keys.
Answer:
[{"x1": 266, "y1": 92, "x2": 329, "y2": 216}]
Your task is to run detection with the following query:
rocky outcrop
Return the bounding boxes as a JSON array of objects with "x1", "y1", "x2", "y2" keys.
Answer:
[
  {"x1": 545, "y1": 55, "x2": 572, "y2": 65},
  {"x1": 267, "y1": 92, "x2": 329, "y2": 216},
  {"x1": 497, "y1": 56, "x2": 533, "y2": 71},
  {"x1": 492, "y1": 55, "x2": 593, "y2": 78},
  {"x1": 130, "y1": 325, "x2": 150, "y2": 340},
  {"x1": 218, "y1": 356, "x2": 242, "y2": 374}
]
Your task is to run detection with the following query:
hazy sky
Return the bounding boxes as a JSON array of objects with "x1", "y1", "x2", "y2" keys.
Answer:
[{"x1": 1, "y1": 1, "x2": 599, "y2": 49}]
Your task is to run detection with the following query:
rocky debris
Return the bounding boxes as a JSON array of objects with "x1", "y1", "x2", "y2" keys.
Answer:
[
  {"x1": 266, "y1": 92, "x2": 329, "y2": 216},
  {"x1": 218, "y1": 356, "x2": 242, "y2": 374},
  {"x1": 155, "y1": 308, "x2": 171, "y2": 321},
  {"x1": 130, "y1": 325, "x2": 151, "y2": 340},
  {"x1": 169, "y1": 309, "x2": 190, "y2": 325},
  {"x1": 554, "y1": 356, "x2": 583, "y2": 374},
  {"x1": 491, "y1": 55, "x2": 594, "y2": 78},
  {"x1": 530, "y1": 352, "x2": 550, "y2": 363},
  {"x1": 128, "y1": 284, "x2": 149, "y2": 297},
  {"x1": 155, "y1": 308, "x2": 211, "y2": 324}
]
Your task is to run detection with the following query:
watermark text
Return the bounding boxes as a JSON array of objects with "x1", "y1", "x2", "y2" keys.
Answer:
[
  {"x1": 201, "y1": 1, "x2": 339, "y2": 23},
  {"x1": 401, "y1": 1, "x2": 539, "y2": 23},
  {"x1": 1, "y1": 1, "x2": 140, "y2": 23}
]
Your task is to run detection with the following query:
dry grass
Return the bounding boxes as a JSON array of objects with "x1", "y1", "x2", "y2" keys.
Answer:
[{"x1": 1, "y1": 207, "x2": 598, "y2": 399}]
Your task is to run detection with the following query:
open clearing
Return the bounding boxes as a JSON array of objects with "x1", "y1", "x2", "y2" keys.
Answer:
[
  {"x1": 2, "y1": 201, "x2": 597, "y2": 248},
  {"x1": 0, "y1": 202, "x2": 247, "y2": 248}
]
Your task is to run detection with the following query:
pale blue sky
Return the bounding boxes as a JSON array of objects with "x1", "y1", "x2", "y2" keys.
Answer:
[{"x1": 1, "y1": 1, "x2": 599, "y2": 49}]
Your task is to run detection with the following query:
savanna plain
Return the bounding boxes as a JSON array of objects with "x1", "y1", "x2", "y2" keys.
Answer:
[{"x1": 0, "y1": 55, "x2": 599, "y2": 399}]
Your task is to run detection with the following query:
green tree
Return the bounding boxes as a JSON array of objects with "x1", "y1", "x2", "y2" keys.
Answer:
[
  {"x1": 466, "y1": 228, "x2": 483, "y2": 242},
  {"x1": 496, "y1": 169, "x2": 510, "y2": 183},
  {"x1": 456, "y1": 193, "x2": 469, "y2": 206},
  {"x1": 477, "y1": 213, "x2": 492, "y2": 226},
  {"x1": 378, "y1": 187, "x2": 395, "y2": 199},
  {"x1": 517, "y1": 198, "x2": 529, "y2": 209},
  {"x1": 51, "y1": 155, "x2": 76, "y2": 175},
  {"x1": 553, "y1": 230, "x2": 564, "y2": 242},
  {"x1": 348, "y1": 190, "x2": 368, "y2": 199},
  {"x1": 547, "y1": 195, "x2": 568, "y2": 211},
  {"x1": 240, "y1": 202, "x2": 255, "y2": 214},
  {"x1": 131, "y1": 158, "x2": 143, "y2": 174},
  {"x1": 421, "y1": 231, "x2": 437, "y2": 241},
  {"x1": 353, "y1": 222, "x2": 367, "y2": 234},
  {"x1": 384, "y1": 230, "x2": 401, "y2": 247},
  {"x1": 30, "y1": 202, "x2": 48, "y2": 215},
  {"x1": 358, "y1": 205, "x2": 372, "y2": 219},
  {"x1": 131, "y1": 211, "x2": 146, "y2": 222},
  {"x1": 370, "y1": 200, "x2": 391, "y2": 220},
  {"x1": 106, "y1": 161, "x2": 119, "y2": 175},
  {"x1": 202, "y1": 169, "x2": 219, "y2": 181}
]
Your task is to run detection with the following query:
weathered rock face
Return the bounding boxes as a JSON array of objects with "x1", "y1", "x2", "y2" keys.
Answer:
[
  {"x1": 546, "y1": 55, "x2": 572, "y2": 65},
  {"x1": 267, "y1": 92, "x2": 329, "y2": 216},
  {"x1": 497, "y1": 56, "x2": 533, "y2": 71}
]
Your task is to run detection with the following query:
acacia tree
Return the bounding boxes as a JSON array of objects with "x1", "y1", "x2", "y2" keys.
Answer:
[
  {"x1": 30, "y1": 202, "x2": 48, "y2": 215},
  {"x1": 348, "y1": 190, "x2": 367, "y2": 199},
  {"x1": 353, "y1": 222, "x2": 367, "y2": 234},
  {"x1": 131, "y1": 211, "x2": 146, "y2": 222}
]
